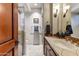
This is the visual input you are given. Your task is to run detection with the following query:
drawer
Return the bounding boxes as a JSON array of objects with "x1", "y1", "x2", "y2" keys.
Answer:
[{"x1": 0, "y1": 39, "x2": 16, "y2": 56}]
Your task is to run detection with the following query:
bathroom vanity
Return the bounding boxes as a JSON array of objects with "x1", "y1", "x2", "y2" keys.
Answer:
[
  {"x1": 44, "y1": 36, "x2": 79, "y2": 56},
  {"x1": 44, "y1": 37, "x2": 58, "y2": 56}
]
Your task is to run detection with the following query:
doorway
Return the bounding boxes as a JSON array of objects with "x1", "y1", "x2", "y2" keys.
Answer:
[{"x1": 18, "y1": 3, "x2": 44, "y2": 56}]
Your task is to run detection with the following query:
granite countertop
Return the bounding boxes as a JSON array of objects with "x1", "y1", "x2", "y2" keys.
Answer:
[
  {"x1": 71, "y1": 34, "x2": 79, "y2": 39},
  {"x1": 45, "y1": 36, "x2": 79, "y2": 56}
]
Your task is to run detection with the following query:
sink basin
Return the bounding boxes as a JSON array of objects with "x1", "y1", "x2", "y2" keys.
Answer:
[{"x1": 50, "y1": 39, "x2": 77, "y2": 50}]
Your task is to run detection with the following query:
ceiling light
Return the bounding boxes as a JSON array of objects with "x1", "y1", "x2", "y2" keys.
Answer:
[{"x1": 34, "y1": 3, "x2": 38, "y2": 6}]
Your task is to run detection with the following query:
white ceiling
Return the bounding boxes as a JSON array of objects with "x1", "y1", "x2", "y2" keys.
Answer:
[
  {"x1": 18, "y1": 3, "x2": 43, "y2": 13},
  {"x1": 18, "y1": 3, "x2": 79, "y2": 14},
  {"x1": 29, "y1": 3, "x2": 43, "y2": 9}
]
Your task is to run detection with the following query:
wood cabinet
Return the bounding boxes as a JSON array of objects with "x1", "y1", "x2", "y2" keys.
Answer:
[
  {"x1": 43, "y1": 38, "x2": 58, "y2": 56},
  {"x1": 0, "y1": 4, "x2": 12, "y2": 44},
  {"x1": 0, "y1": 3, "x2": 18, "y2": 56},
  {"x1": 0, "y1": 39, "x2": 16, "y2": 56},
  {"x1": 13, "y1": 3, "x2": 18, "y2": 56}
]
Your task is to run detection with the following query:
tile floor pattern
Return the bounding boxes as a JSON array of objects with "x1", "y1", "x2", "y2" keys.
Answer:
[
  {"x1": 18, "y1": 43, "x2": 22, "y2": 56},
  {"x1": 25, "y1": 45, "x2": 44, "y2": 56},
  {"x1": 18, "y1": 34, "x2": 44, "y2": 56}
]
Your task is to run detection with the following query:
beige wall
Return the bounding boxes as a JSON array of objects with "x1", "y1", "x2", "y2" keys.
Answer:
[
  {"x1": 62, "y1": 6, "x2": 71, "y2": 33},
  {"x1": 43, "y1": 3, "x2": 51, "y2": 33},
  {"x1": 52, "y1": 4, "x2": 58, "y2": 34},
  {"x1": 52, "y1": 3, "x2": 63, "y2": 34}
]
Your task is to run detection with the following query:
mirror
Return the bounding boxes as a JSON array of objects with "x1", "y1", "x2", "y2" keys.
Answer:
[{"x1": 52, "y1": 3, "x2": 72, "y2": 37}]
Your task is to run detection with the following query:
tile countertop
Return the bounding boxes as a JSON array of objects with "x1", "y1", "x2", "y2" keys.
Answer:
[{"x1": 45, "y1": 36, "x2": 79, "y2": 56}]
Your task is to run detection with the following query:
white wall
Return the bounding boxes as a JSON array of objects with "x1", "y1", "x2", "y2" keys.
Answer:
[
  {"x1": 25, "y1": 9, "x2": 42, "y2": 45},
  {"x1": 18, "y1": 12, "x2": 25, "y2": 31}
]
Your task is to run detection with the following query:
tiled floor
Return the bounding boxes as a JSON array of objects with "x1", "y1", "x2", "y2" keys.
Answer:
[
  {"x1": 18, "y1": 40, "x2": 44, "y2": 56},
  {"x1": 18, "y1": 43, "x2": 22, "y2": 56},
  {"x1": 25, "y1": 45, "x2": 44, "y2": 56},
  {"x1": 18, "y1": 32, "x2": 44, "y2": 56}
]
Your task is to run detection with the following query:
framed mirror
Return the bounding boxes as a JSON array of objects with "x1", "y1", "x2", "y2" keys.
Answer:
[{"x1": 33, "y1": 18, "x2": 39, "y2": 24}]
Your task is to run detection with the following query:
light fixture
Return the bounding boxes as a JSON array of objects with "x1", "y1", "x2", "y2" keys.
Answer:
[
  {"x1": 54, "y1": 9, "x2": 58, "y2": 17},
  {"x1": 63, "y1": 4, "x2": 70, "y2": 17},
  {"x1": 63, "y1": 9, "x2": 68, "y2": 17},
  {"x1": 34, "y1": 3, "x2": 38, "y2": 6},
  {"x1": 53, "y1": 4, "x2": 60, "y2": 17}
]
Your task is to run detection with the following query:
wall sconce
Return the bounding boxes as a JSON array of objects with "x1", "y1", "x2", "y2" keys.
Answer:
[
  {"x1": 54, "y1": 9, "x2": 58, "y2": 17},
  {"x1": 63, "y1": 5, "x2": 70, "y2": 18},
  {"x1": 63, "y1": 9, "x2": 68, "y2": 17},
  {"x1": 53, "y1": 4, "x2": 60, "y2": 18}
]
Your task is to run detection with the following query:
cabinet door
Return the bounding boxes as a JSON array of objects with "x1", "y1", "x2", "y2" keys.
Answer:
[
  {"x1": 0, "y1": 4, "x2": 12, "y2": 44},
  {"x1": 0, "y1": 3, "x2": 18, "y2": 56},
  {"x1": 0, "y1": 39, "x2": 16, "y2": 56}
]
